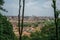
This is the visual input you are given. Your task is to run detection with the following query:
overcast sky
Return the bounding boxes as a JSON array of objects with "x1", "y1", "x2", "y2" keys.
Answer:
[{"x1": 2, "y1": 0, "x2": 60, "y2": 17}]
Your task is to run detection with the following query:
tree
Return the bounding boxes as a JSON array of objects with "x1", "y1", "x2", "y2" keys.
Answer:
[
  {"x1": 0, "y1": 0, "x2": 7, "y2": 12},
  {"x1": 0, "y1": 14, "x2": 18, "y2": 40},
  {"x1": 30, "y1": 20, "x2": 56, "y2": 40},
  {"x1": 56, "y1": 10, "x2": 60, "y2": 40},
  {"x1": 30, "y1": 31, "x2": 41, "y2": 40},
  {"x1": 18, "y1": 0, "x2": 21, "y2": 40},
  {"x1": 0, "y1": 0, "x2": 4, "y2": 5},
  {"x1": 22, "y1": 35, "x2": 30, "y2": 40},
  {"x1": 52, "y1": 0, "x2": 59, "y2": 40},
  {"x1": 20, "y1": 0, "x2": 25, "y2": 40},
  {"x1": 41, "y1": 20, "x2": 56, "y2": 40},
  {"x1": 57, "y1": 18, "x2": 60, "y2": 40}
]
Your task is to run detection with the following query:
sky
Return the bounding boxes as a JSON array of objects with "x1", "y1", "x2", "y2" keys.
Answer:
[{"x1": 1, "y1": 0, "x2": 60, "y2": 17}]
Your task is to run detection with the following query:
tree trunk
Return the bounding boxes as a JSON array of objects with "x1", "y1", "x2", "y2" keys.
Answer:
[
  {"x1": 18, "y1": 0, "x2": 21, "y2": 40},
  {"x1": 20, "y1": 0, "x2": 25, "y2": 40},
  {"x1": 53, "y1": 0, "x2": 58, "y2": 40}
]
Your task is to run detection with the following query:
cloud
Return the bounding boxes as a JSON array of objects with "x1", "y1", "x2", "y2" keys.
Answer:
[
  {"x1": 42, "y1": 1, "x2": 52, "y2": 9},
  {"x1": 2, "y1": 0, "x2": 60, "y2": 17},
  {"x1": 24, "y1": 0, "x2": 54, "y2": 16}
]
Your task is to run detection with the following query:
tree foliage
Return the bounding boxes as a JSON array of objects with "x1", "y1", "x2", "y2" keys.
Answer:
[
  {"x1": 22, "y1": 35, "x2": 30, "y2": 40},
  {"x1": 0, "y1": 14, "x2": 18, "y2": 40},
  {"x1": 40, "y1": 20, "x2": 56, "y2": 40},
  {"x1": 28, "y1": 20, "x2": 56, "y2": 40},
  {"x1": 0, "y1": 0, "x2": 7, "y2": 12},
  {"x1": 21, "y1": 18, "x2": 60, "y2": 40},
  {"x1": 0, "y1": 0, "x2": 4, "y2": 5}
]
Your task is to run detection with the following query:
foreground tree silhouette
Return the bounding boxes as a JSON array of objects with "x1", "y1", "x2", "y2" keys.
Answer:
[
  {"x1": 52, "y1": 0, "x2": 58, "y2": 40},
  {"x1": 18, "y1": 0, "x2": 21, "y2": 40},
  {"x1": 0, "y1": 0, "x2": 4, "y2": 5},
  {"x1": 0, "y1": 0, "x2": 7, "y2": 12},
  {"x1": 18, "y1": 0, "x2": 25, "y2": 40},
  {"x1": 20, "y1": 0, "x2": 25, "y2": 40},
  {"x1": 0, "y1": 0, "x2": 4, "y2": 11},
  {"x1": 0, "y1": 14, "x2": 18, "y2": 40},
  {"x1": 0, "y1": 0, "x2": 18, "y2": 40}
]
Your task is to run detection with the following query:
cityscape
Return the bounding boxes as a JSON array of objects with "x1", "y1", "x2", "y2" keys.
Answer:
[{"x1": 7, "y1": 16, "x2": 54, "y2": 37}]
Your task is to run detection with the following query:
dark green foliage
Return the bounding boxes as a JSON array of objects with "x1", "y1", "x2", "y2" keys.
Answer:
[
  {"x1": 30, "y1": 19, "x2": 60, "y2": 40},
  {"x1": 57, "y1": 18, "x2": 60, "y2": 40},
  {"x1": 0, "y1": 0, "x2": 7, "y2": 12},
  {"x1": 22, "y1": 35, "x2": 30, "y2": 40},
  {"x1": 20, "y1": 22, "x2": 31, "y2": 27},
  {"x1": 33, "y1": 23, "x2": 38, "y2": 27},
  {"x1": 0, "y1": 14, "x2": 18, "y2": 40},
  {"x1": 0, "y1": 0, "x2": 4, "y2": 5},
  {"x1": 0, "y1": 6, "x2": 8, "y2": 12},
  {"x1": 41, "y1": 20, "x2": 56, "y2": 40},
  {"x1": 29, "y1": 20, "x2": 56, "y2": 40},
  {"x1": 30, "y1": 31, "x2": 41, "y2": 40},
  {"x1": 21, "y1": 19, "x2": 60, "y2": 40}
]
